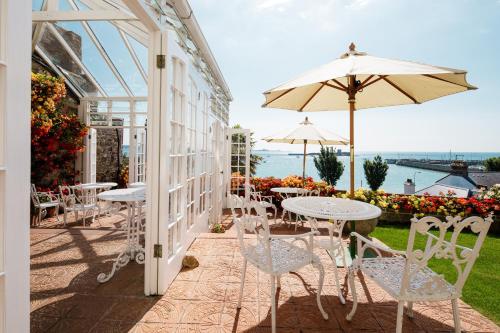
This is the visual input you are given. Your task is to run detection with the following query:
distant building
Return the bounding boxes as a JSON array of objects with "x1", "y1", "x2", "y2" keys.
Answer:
[{"x1": 415, "y1": 160, "x2": 500, "y2": 197}]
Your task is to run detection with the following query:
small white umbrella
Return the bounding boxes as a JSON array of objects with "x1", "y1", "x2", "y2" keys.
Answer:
[
  {"x1": 263, "y1": 117, "x2": 348, "y2": 181},
  {"x1": 262, "y1": 43, "x2": 476, "y2": 195}
]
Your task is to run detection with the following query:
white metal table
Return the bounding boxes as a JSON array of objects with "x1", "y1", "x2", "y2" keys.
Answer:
[
  {"x1": 96, "y1": 187, "x2": 146, "y2": 283},
  {"x1": 271, "y1": 187, "x2": 310, "y2": 225},
  {"x1": 281, "y1": 196, "x2": 382, "y2": 265}
]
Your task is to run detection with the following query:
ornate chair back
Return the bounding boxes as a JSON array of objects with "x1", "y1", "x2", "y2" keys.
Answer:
[
  {"x1": 401, "y1": 214, "x2": 493, "y2": 297},
  {"x1": 59, "y1": 185, "x2": 77, "y2": 208},
  {"x1": 234, "y1": 201, "x2": 273, "y2": 271},
  {"x1": 307, "y1": 189, "x2": 320, "y2": 197},
  {"x1": 245, "y1": 184, "x2": 261, "y2": 202},
  {"x1": 228, "y1": 193, "x2": 246, "y2": 221},
  {"x1": 30, "y1": 184, "x2": 41, "y2": 207}
]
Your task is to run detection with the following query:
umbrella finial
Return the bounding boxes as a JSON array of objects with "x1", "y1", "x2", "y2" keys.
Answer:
[
  {"x1": 349, "y1": 42, "x2": 356, "y2": 52},
  {"x1": 300, "y1": 117, "x2": 312, "y2": 125}
]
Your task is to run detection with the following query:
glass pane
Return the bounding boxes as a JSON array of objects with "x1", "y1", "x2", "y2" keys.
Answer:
[
  {"x1": 38, "y1": 25, "x2": 100, "y2": 96},
  {"x1": 126, "y1": 34, "x2": 148, "y2": 74},
  {"x1": 112, "y1": 114, "x2": 130, "y2": 127},
  {"x1": 135, "y1": 101, "x2": 147, "y2": 113},
  {"x1": 135, "y1": 114, "x2": 147, "y2": 127},
  {"x1": 90, "y1": 113, "x2": 108, "y2": 126},
  {"x1": 111, "y1": 101, "x2": 130, "y2": 113},
  {"x1": 54, "y1": 21, "x2": 127, "y2": 96},
  {"x1": 88, "y1": 21, "x2": 147, "y2": 96}
]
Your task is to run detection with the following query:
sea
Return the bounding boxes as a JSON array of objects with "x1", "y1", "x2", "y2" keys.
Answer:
[{"x1": 253, "y1": 151, "x2": 500, "y2": 194}]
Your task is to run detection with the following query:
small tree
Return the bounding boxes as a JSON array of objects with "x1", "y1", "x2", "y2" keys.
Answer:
[
  {"x1": 313, "y1": 147, "x2": 344, "y2": 186},
  {"x1": 484, "y1": 157, "x2": 500, "y2": 171},
  {"x1": 363, "y1": 155, "x2": 388, "y2": 191}
]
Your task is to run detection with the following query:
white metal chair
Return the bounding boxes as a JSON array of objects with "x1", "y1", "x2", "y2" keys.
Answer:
[
  {"x1": 234, "y1": 201, "x2": 328, "y2": 333},
  {"x1": 59, "y1": 185, "x2": 101, "y2": 227},
  {"x1": 308, "y1": 217, "x2": 348, "y2": 304},
  {"x1": 246, "y1": 183, "x2": 277, "y2": 223},
  {"x1": 346, "y1": 214, "x2": 493, "y2": 333},
  {"x1": 30, "y1": 184, "x2": 60, "y2": 226}
]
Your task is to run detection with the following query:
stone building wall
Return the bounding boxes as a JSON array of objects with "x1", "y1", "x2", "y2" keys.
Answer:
[{"x1": 95, "y1": 124, "x2": 124, "y2": 183}]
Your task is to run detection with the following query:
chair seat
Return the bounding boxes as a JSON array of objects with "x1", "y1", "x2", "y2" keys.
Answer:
[
  {"x1": 244, "y1": 238, "x2": 318, "y2": 274},
  {"x1": 360, "y1": 257, "x2": 457, "y2": 301},
  {"x1": 39, "y1": 202, "x2": 59, "y2": 209},
  {"x1": 66, "y1": 203, "x2": 98, "y2": 211},
  {"x1": 259, "y1": 201, "x2": 275, "y2": 209}
]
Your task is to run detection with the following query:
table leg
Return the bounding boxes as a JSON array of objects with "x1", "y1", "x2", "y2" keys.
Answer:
[
  {"x1": 349, "y1": 220, "x2": 356, "y2": 258},
  {"x1": 97, "y1": 201, "x2": 144, "y2": 283}
]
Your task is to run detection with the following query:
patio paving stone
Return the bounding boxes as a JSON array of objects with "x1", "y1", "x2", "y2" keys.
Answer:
[{"x1": 30, "y1": 211, "x2": 499, "y2": 332}]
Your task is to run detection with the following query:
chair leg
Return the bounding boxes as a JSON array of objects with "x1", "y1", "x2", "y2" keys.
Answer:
[
  {"x1": 54, "y1": 205, "x2": 60, "y2": 222},
  {"x1": 37, "y1": 209, "x2": 42, "y2": 226},
  {"x1": 63, "y1": 210, "x2": 67, "y2": 227},
  {"x1": 346, "y1": 268, "x2": 358, "y2": 321},
  {"x1": 396, "y1": 301, "x2": 404, "y2": 333},
  {"x1": 273, "y1": 207, "x2": 277, "y2": 224},
  {"x1": 452, "y1": 298, "x2": 461, "y2": 333},
  {"x1": 407, "y1": 301, "x2": 414, "y2": 318},
  {"x1": 332, "y1": 258, "x2": 346, "y2": 304},
  {"x1": 315, "y1": 262, "x2": 329, "y2": 320},
  {"x1": 270, "y1": 275, "x2": 277, "y2": 333},
  {"x1": 237, "y1": 259, "x2": 247, "y2": 309}
]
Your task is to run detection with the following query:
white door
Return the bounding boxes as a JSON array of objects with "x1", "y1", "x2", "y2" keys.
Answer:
[
  {"x1": 210, "y1": 120, "x2": 225, "y2": 224},
  {"x1": 156, "y1": 30, "x2": 192, "y2": 293},
  {"x1": 88, "y1": 128, "x2": 97, "y2": 183},
  {"x1": 228, "y1": 128, "x2": 251, "y2": 201}
]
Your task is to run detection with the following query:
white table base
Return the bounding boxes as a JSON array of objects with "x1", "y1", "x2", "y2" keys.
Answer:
[{"x1": 97, "y1": 201, "x2": 145, "y2": 283}]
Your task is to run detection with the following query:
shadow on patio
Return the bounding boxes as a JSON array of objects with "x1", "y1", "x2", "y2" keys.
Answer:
[{"x1": 30, "y1": 212, "x2": 498, "y2": 332}]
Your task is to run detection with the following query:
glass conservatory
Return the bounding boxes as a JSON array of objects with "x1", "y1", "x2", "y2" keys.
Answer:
[{"x1": 29, "y1": 0, "x2": 237, "y2": 296}]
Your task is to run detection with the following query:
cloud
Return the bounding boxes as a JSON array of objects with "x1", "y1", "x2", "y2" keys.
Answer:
[
  {"x1": 344, "y1": 0, "x2": 375, "y2": 10},
  {"x1": 255, "y1": 0, "x2": 292, "y2": 10}
]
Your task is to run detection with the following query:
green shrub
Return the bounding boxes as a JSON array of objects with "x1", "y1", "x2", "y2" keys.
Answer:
[
  {"x1": 484, "y1": 157, "x2": 500, "y2": 171},
  {"x1": 313, "y1": 147, "x2": 344, "y2": 186},
  {"x1": 363, "y1": 155, "x2": 388, "y2": 191}
]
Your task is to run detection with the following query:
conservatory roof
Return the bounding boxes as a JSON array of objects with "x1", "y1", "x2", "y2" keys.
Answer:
[{"x1": 31, "y1": 0, "x2": 232, "y2": 102}]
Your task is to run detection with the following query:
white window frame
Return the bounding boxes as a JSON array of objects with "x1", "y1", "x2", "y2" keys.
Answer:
[{"x1": 1, "y1": 0, "x2": 31, "y2": 332}]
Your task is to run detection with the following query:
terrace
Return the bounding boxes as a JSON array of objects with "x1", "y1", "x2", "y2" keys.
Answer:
[{"x1": 30, "y1": 212, "x2": 499, "y2": 332}]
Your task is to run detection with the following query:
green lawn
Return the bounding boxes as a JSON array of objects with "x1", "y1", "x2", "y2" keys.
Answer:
[{"x1": 371, "y1": 224, "x2": 500, "y2": 324}]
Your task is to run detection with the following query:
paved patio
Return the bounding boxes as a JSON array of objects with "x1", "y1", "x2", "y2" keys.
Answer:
[{"x1": 31, "y1": 211, "x2": 499, "y2": 332}]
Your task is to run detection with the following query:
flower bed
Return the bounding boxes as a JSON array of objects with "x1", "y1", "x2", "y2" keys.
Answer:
[
  {"x1": 335, "y1": 186, "x2": 499, "y2": 218},
  {"x1": 249, "y1": 176, "x2": 499, "y2": 222},
  {"x1": 250, "y1": 175, "x2": 335, "y2": 204}
]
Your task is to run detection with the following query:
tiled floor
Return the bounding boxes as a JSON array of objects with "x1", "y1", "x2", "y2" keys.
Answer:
[{"x1": 31, "y1": 211, "x2": 499, "y2": 332}]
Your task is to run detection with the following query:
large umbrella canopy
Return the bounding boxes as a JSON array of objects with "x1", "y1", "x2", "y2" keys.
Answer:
[
  {"x1": 263, "y1": 117, "x2": 348, "y2": 181},
  {"x1": 262, "y1": 43, "x2": 476, "y2": 194}
]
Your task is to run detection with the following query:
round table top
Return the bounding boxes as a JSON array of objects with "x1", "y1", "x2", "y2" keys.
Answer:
[
  {"x1": 281, "y1": 196, "x2": 381, "y2": 221},
  {"x1": 271, "y1": 187, "x2": 309, "y2": 194},
  {"x1": 72, "y1": 182, "x2": 118, "y2": 190},
  {"x1": 97, "y1": 188, "x2": 146, "y2": 202},
  {"x1": 129, "y1": 182, "x2": 146, "y2": 188}
]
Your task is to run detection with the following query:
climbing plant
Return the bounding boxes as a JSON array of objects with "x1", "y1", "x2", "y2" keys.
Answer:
[{"x1": 31, "y1": 72, "x2": 88, "y2": 190}]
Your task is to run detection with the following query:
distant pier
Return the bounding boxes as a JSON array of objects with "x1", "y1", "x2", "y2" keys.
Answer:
[{"x1": 385, "y1": 158, "x2": 485, "y2": 172}]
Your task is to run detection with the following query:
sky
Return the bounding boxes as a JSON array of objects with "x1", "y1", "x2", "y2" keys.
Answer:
[{"x1": 190, "y1": 0, "x2": 500, "y2": 153}]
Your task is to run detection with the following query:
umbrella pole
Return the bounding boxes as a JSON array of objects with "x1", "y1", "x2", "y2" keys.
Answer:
[
  {"x1": 348, "y1": 76, "x2": 356, "y2": 197},
  {"x1": 303, "y1": 140, "x2": 307, "y2": 186}
]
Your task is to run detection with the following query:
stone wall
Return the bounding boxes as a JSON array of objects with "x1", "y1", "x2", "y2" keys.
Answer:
[{"x1": 96, "y1": 125, "x2": 124, "y2": 183}]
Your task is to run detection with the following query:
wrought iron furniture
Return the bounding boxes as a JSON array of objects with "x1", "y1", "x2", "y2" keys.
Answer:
[
  {"x1": 30, "y1": 184, "x2": 60, "y2": 226},
  {"x1": 281, "y1": 196, "x2": 382, "y2": 257},
  {"x1": 96, "y1": 188, "x2": 146, "y2": 283},
  {"x1": 246, "y1": 183, "x2": 277, "y2": 223},
  {"x1": 234, "y1": 201, "x2": 328, "y2": 333},
  {"x1": 270, "y1": 187, "x2": 309, "y2": 228},
  {"x1": 308, "y1": 217, "x2": 349, "y2": 304},
  {"x1": 59, "y1": 185, "x2": 101, "y2": 226},
  {"x1": 346, "y1": 214, "x2": 493, "y2": 333}
]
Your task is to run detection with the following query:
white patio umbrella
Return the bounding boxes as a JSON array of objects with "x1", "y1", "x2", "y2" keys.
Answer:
[
  {"x1": 263, "y1": 117, "x2": 348, "y2": 181},
  {"x1": 262, "y1": 43, "x2": 476, "y2": 195}
]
